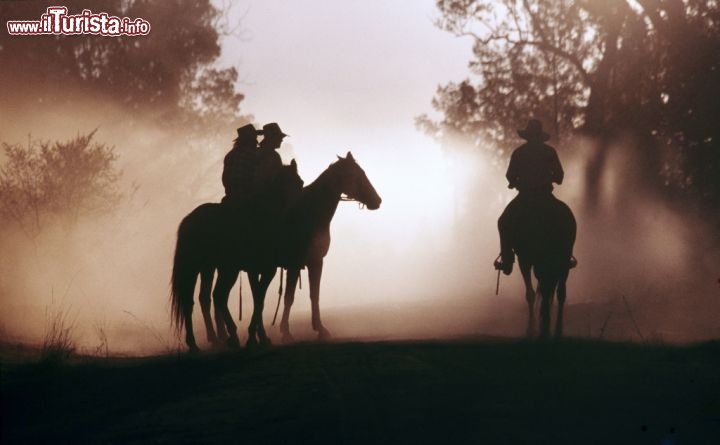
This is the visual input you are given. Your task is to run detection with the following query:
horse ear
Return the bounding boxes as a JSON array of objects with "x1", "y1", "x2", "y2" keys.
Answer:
[
  {"x1": 290, "y1": 159, "x2": 297, "y2": 170},
  {"x1": 337, "y1": 155, "x2": 342, "y2": 161},
  {"x1": 346, "y1": 151, "x2": 354, "y2": 161}
]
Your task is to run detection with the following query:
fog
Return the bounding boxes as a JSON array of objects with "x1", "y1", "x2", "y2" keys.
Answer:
[
  {"x1": 2, "y1": 97, "x2": 718, "y2": 356},
  {"x1": 1, "y1": 1, "x2": 718, "y2": 356}
]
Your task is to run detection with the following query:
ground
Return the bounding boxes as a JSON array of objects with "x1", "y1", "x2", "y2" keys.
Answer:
[{"x1": 2, "y1": 338, "x2": 719, "y2": 444}]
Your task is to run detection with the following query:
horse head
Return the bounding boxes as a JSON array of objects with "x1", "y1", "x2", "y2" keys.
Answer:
[
  {"x1": 279, "y1": 159, "x2": 304, "y2": 196},
  {"x1": 332, "y1": 151, "x2": 382, "y2": 210},
  {"x1": 266, "y1": 159, "x2": 303, "y2": 208}
]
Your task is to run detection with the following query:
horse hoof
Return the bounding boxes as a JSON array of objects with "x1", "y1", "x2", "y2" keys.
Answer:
[
  {"x1": 259, "y1": 336, "x2": 273, "y2": 348},
  {"x1": 246, "y1": 337, "x2": 258, "y2": 349},
  {"x1": 188, "y1": 344, "x2": 200, "y2": 354},
  {"x1": 226, "y1": 336, "x2": 241, "y2": 349},
  {"x1": 318, "y1": 328, "x2": 331, "y2": 341},
  {"x1": 281, "y1": 333, "x2": 294, "y2": 344}
]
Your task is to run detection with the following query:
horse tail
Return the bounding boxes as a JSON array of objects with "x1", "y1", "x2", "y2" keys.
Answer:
[
  {"x1": 170, "y1": 220, "x2": 193, "y2": 332},
  {"x1": 170, "y1": 206, "x2": 212, "y2": 332}
]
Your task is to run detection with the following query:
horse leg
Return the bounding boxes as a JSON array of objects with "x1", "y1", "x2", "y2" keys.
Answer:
[
  {"x1": 198, "y1": 268, "x2": 219, "y2": 346},
  {"x1": 213, "y1": 268, "x2": 240, "y2": 348},
  {"x1": 538, "y1": 279, "x2": 558, "y2": 340},
  {"x1": 279, "y1": 268, "x2": 300, "y2": 343},
  {"x1": 253, "y1": 268, "x2": 277, "y2": 346},
  {"x1": 246, "y1": 271, "x2": 262, "y2": 347},
  {"x1": 182, "y1": 301, "x2": 199, "y2": 353},
  {"x1": 175, "y1": 272, "x2": 199, "y2": 353},
  {"x1": 213, "y1": 278, "x2": 230, "y2": 343},
  {"x1": 519, "y1": 260, "x2": 535, "y2": 337},
  {"x1": 555, "y1": 276, "x2": 567, "y2": 339},
  {"x1": 308, "y1": 259, "x2": 330, "y2": 340}
]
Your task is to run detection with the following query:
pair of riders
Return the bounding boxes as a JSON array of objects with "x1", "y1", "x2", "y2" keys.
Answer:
[
  {"x1": 221, "y1": 122, "x2": 289, "y2": 208},
  {"x1": 494, "y1": 119, "x2": 577, "y2": 275}
]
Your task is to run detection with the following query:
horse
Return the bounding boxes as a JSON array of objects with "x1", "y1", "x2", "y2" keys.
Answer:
[
  {"x1": 278, "y1": 151, "x2": 381, "y2": 342},
  {"x1": 512, "y1": 195, "x2": 576, "y2": 339},
  {"x1": 171, "y1": 153, "x2": 381, "y2": 352},
  {"x1": 171, "y1": 161, "x2": 304, "y2": 352}
]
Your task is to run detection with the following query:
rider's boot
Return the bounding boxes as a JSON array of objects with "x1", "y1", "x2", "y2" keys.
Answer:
[
  {"x1": 569, "y1": 255, "x2": 578, "y2": 269},
  {"x1": 496, "y1": 215, "x2": 515, "y2": 275},
  {"x1": 494, "y1": 249, "x2": 514, "y2": 275}
]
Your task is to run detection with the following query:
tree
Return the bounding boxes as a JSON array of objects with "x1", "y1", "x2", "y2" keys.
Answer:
[
  {"x1": 0, "y1": 0, "x2": 254, "y2": 207},
  {"x1": 0, "y1": 132, "x2": 121, "y2": 237},
  {"x1": 421, "y1": 0, "x2": 720, "y2": 214},
  {"x1": 0, "y1": 0, "x2": 248, "y2": 128}
]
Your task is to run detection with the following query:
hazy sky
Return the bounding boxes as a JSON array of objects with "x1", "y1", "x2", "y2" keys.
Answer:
[
  {"x1": 217, "y1": 0, "x2": 473, "y2": 171},
  {"x1": 212, "y1": 1, "x2": 493, "y2": 304}
]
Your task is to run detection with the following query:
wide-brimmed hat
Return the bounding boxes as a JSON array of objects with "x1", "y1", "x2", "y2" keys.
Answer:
[
  {"x1": 236, "y1": 123, "x2": 258, "y2": 140},
  {"x1": 259, "y1": 122, "x2": 288, "y2": 138},
  {"x1": 517, "y1": 119, "x2": 550, "y2": 142}
]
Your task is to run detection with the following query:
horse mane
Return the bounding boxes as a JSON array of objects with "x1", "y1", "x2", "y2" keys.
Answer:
[{"x1": 305, "y1": 158, "x2": 346, "y2": 193}]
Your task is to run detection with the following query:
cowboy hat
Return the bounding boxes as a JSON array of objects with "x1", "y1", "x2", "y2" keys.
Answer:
[
  {"x1": 518, "y1": 119, "x2": 550, "y2": 142},
  {"x1": 235, "y1": 123, "x2": 258, "y2": 140},
  {"x1": 258, "y1": 122, "x2": 289, "y2": 138}
]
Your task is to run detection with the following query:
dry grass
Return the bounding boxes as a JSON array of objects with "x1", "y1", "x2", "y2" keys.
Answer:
[
  {"x1": 40, "y1": 303, "x2": 76, "y2": 363},
  {"x1": 93, "y1": 320, "x2": 109, "y2": 358}
]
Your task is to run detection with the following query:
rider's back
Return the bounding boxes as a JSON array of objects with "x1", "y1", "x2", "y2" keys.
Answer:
[
  {"x1": 506, "y1": 141, "x2": 563, "y2": 194},
  {"x1": 223, "y1": 146, "x2": 258, "y2": 198}
]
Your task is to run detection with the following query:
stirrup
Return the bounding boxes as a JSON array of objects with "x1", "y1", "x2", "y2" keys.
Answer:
[
  {"x1": 493, "y1": 257, "x2": 503, "y2": 271},
  {"x1": 493, "y1": 254, "x2": 513, "y2": 275}
]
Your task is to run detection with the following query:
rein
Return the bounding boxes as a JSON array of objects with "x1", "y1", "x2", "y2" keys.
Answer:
[
  {"x1": 272, "y1": 268, "x2": 284, "y2": 326},
  {"x1": 494, "y1": 254, "x2": 502, "y2": 295}
]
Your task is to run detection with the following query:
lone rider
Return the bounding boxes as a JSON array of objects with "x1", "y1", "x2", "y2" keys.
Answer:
[
  {"x1": 494, "y1": 119, "x2": 569, "y2": 275},
  {"x1": 222, "y1": 123, "x2": 260, "y2": 205}
]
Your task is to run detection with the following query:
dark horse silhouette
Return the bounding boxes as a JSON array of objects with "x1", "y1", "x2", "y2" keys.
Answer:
[
  {"x1": 171, "y1": 161, "x2": 303, "y2": 352},
  {"x1": 171, "y1": 153, "x2": 381, "y2": 352},
  {"x1": 512, "y1": 195, "x2": 576, "y2": 339},
  {"x1": 277, "y1": 152, "x2": 381, "y2": 342}
]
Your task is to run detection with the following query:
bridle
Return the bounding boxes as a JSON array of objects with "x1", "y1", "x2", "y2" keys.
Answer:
[
  {"x1": 335, "y1": 162, "x2": 367, "y2": 209},
  {"x1": 340, "y1": 194, "x2": 366, "y2": 209}
]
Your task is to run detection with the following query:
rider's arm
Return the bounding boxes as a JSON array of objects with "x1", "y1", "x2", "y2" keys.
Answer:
[
  {"x1": 550, "y1": 148, "x2": 564, "y2": 185},
  {"x1": 506, "y1": 151, "x2": 519, "y2": 189}
]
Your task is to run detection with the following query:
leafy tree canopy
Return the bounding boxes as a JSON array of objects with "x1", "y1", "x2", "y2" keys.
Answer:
[
  {"x1": 0, "y1": 0, "x2": 248, "y2": 129},
  {"x1": 421, "y1": 0, "x2": 720, "y2": 211}
]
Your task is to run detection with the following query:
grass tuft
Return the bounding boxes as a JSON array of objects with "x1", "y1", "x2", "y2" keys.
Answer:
[{"x1": 40, "y1": 303, "x2": 76, "y2": 364}]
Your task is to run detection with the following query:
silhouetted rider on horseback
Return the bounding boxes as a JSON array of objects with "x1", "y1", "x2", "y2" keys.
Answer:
[
  {"x1": 254, "y1": 123, "x2": 286, "y2": 195},
  {"x1": 222, "y1": 123, "x2": 260, "y2": 206},
  {"x1": 495, "y1": 119, "x2": 575, "y2": 275},
  {"x1": 221, "y1": 122, "x2": 295, "y2": 214}
]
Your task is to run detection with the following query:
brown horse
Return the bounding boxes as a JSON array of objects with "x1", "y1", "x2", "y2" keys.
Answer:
[
  {"x1": 512, "y1": 195, "x2": 576, "y2": 339},
  {"x1": 171, "y1": 153, "x2": 381, "y2": 352},
  {"x1": 278, "y1": 152, "x2": 381, "y2": 342},
  {"x1": 171, "y1": 161, "x2": 303, "y2": 352}
]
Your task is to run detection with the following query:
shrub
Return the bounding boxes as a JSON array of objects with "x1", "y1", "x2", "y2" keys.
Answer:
[{"x1": 0, "y1": 131, "x2": 121, "y2": 236}]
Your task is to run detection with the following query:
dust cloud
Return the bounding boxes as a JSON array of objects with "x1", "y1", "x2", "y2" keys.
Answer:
[
  {"x1": 1, "y1": 98, "x2": 719, "y2": 356},
  {"x1": 317, "y1": 133, "x2": 720, "y2": 346},
  {"x1": 0, "y1": 99, "x2": 221, "y2": 355}
]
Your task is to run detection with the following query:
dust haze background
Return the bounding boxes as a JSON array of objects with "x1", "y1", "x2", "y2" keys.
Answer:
[{"x1": 1, "y1": 2, "x2": 718, "y2": 356}]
